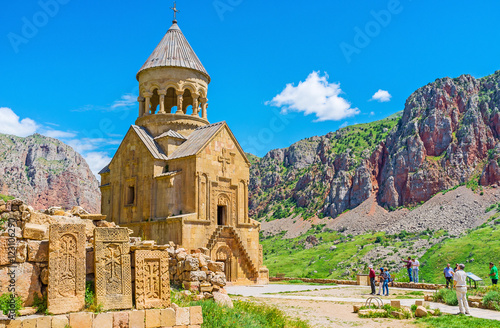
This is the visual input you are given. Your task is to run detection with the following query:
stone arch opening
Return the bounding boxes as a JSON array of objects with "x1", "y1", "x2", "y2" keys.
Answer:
[
  {"x1": 182, "y1": 89, "x2": 193, "y2": 114},
  {"x1": 166, "y1": 87, "x2": 177, "y2": 113},
  {"x1": 216, "y1": 246, "x2": 233, "y2": 281},
  {"x1": 150, "y1": 88, "x2": 160, "y2": 114}
]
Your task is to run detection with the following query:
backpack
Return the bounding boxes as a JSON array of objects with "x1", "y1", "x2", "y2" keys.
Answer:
[{"x1": 384, "y1": 271, "x2": 392, "y2": 282}]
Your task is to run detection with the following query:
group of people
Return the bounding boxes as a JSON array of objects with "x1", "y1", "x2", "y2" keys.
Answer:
[
  {"x1": 444, "y1": 261, "x2": 499, "y2": 288},
  {"x1": 368, "y1": 265, "x2": 391, "y2": 296},
  {"x1": 402, "y1": 256, "x2": 420, "y2": 283}
]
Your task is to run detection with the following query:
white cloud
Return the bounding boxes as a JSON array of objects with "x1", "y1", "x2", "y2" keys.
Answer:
[
  {"x1": 84, "y1": 152, "x2": 112, "y2": 177},
  {"x1": 0, "y1": 107, "x2": 39, "y2": 137},
  {"x1": 370, "y1": 89, "x2": 392, "y2": 102},
  {"x1": 266, "y1": 72, "x2": 359, "y2": 122},
  {"x1": 339, "y1": 122, "x2": 349, "y2": 128},
  {"x1": 110, "y1": 94, "x2": 137, "y2": 110},
  {"x1": 74, "y1": 92, "x2": 138, "y2": 112},
  {"x1": 41, "y1": 129, "x2": 77, "y2": 139}
]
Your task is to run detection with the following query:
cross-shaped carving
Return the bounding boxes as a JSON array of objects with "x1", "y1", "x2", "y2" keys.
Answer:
[
  {"x1": 170, "y1": 2, "x2": 180, "y2": 21},
  {"x1": 105, "y1": 245, "x2": 121, "y2": 284},
  {"x1": 218, "y1": 148, "x2": 231, "y2": 175}
]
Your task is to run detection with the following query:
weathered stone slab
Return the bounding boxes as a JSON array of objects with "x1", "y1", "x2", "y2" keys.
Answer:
[
  {"x1": 190, "y1": 306, "x2": 203, "y2": 325},
  {"x1": 94, "y1": 228, "x2": 132, "y2": 311},
  {"x1": 69, "y1": 312, "x2": 93, "y2": 328},
  {"x1": 51, "y1": 315, "x2": 69, "y2": 328},
  {"x1": 47, "y1": 224, "x2": 86, "y2": 315},
  {"x1": 134, "y1": 250, "x2": 170, "y2": 310},
  {"x1": 145, "y1": 309, "x2": 161, "y2": 328},
  {"x1": 93, "y1": 313, "x2": 112, "y2": 328},
  {"x1": 128, "y1": 310, "x2": 145, "y2": 328},
  {"x1": 0, "y1": 262, "x2": 41, "y2": 306},
  {"x1": 113, "y1": 312, "x2": 128, "y2": 328},
  {"x1": 175, "y1": 307, "x2": 189, "y2": 326},
  {"x1": 160, "y1": 308, "x2": 175, "y2": 327},
  {"x1": 23, "y1": 223, "x2": 47, "y2": 240},
  {"x1": 35, "y1": 317, "x2": 51, "y2": 328},
  {"x1": 27, "y1": 241, "x2": 49, "y2": 262}
]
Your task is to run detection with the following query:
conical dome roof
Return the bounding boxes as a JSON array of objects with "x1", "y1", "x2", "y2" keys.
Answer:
[{"x1": 137, "y1": 21, "x2": 210, "y2": 81}]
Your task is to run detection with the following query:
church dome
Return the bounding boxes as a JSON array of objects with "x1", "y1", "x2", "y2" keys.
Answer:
[{"x1": 137, "y1": 21, "x2": 210, "y2": 82}]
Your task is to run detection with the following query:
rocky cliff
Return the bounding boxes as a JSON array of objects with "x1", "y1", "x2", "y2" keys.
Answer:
[
  {"x1": 250, "y1": 70, "x2": 500, "y2": 222},
  {"x1": 0, "y1": 133, "x2": 100, "y2": 212}
]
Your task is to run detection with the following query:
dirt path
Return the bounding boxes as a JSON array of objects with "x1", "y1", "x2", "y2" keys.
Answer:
[{"x1": 237, "y1": 297, "x2": 418, "y2": 328}]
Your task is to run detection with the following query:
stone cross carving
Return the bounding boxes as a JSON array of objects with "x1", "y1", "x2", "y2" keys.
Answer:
[
  {"x1": 48, "y1": 224, "x2": 86, "y2": 315},
  {"x1": 94, "y1": 228, "x2": 132, "y2": 310},
  {"x1": 218, "y1": 148, "x2": 231, "y2": 175},
  {"x1": 134, "y1": 250, "x2": 170, "y2": 310}
]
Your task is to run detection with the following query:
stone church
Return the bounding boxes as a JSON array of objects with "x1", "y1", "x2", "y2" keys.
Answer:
[{"x1": 99, "y1": 17, "x2": 268, "y2": 285}]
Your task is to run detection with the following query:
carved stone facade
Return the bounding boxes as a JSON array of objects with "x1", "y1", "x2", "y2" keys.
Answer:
[
  {"x1": 100, "y1": 19, "x2": 268, "y2": 285},
  {"x1": 134, "y1": 250, "x2": 170, "y2": 310},
  {"x1": 47, "y1": 224, "x2": 86, "y2": 315},
  {"x1": 94, "y1": 228, "x2": 132, "y2": 310}
]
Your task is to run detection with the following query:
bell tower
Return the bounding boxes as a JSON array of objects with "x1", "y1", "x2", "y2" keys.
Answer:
[{"x1": 135, "y1": 13, "x2": 210, "y2": 137}]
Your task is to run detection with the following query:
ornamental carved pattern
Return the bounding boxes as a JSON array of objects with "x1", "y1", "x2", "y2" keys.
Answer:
[
  {"x1": 134, "y1": 250, "x2": 170, "y2": 310},
  {"x1": 48, "y1": 224, "x2": 86, "y2": 315},
  {"x1": 211, "y1": 178, "x2": 237, "y2": 225},
  {"x1": 94, "y1": 228, "x2": 132, "y2": 310}
]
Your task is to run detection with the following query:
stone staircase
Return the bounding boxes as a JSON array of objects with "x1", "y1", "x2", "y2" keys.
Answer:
[{"x1": 206, "y1": 225, "x2": 259, "y2": 280}]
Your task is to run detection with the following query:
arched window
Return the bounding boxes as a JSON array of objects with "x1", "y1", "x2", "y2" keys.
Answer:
[{"x1": 166, "y1": 87, "x2": 177, "y2": 113}]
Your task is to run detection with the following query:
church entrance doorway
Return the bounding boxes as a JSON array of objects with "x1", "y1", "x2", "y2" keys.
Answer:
[{"x1": 217, "y1": 205, "x2": 226, "y2": 226}]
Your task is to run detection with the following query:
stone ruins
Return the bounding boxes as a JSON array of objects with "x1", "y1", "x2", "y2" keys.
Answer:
[{"x1": 0, "y1": 198, "x2": 214, "y2": 327}]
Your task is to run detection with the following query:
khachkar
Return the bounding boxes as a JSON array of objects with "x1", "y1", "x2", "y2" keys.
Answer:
[
  {"x1": 134, "y1": 250, "x2": 171, "y2": 310},
  {"x1": 47, "y1": 224, "x2": 86, "y2": 315},
  {"x1": 94, "y1": 227, "x2": 132, "y2": 310}
]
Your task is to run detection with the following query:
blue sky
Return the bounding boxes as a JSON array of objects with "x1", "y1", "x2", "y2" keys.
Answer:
[{"x1": 1, "y1": 0, "x2": 499, "y2": 176}]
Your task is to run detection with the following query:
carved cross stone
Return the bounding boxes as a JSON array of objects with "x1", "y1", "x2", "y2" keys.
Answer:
[
  {"x1": 218, "y1": 148, "x2": 231, "y2": 175},
  {"x1": 94, "y1": 228, "x2": 132, "y2": 311},
  {"x1": 134, "y1": 250, "x2": 170, "y2": 310},
  {"x1": 48, "y1": 224, "x2": 86, "y2": 315}
]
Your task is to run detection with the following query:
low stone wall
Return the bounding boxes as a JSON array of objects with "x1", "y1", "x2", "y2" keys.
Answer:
[
  {"x1": 269, "y1": 277, "x2": 357, "y2": 285},
  {"x1": 270, "y1": 277, "x2": 446, "y2": 290},
  {"x1": 0, "y1": 305, "x2": 203, "y2": 328}
]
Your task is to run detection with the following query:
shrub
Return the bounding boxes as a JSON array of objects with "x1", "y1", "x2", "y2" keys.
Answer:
[
  {"x1": 33, "y1": 293, "x2": 47, "y2": 314},
  {"x1": 483, "y1": 290, "x2": 500, "y2": 310},
  {"x1": 433, "y1": 288, "x2": 458, "y2": 306},
  {"x1": 0, "y1": 293, "x2": 22, "y2": 316}
]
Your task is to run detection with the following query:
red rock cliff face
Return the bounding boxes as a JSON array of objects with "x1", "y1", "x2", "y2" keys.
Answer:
[
  {"x1": 0, "y1": 133, "x2": 100, "y2": 212},
  {"x1": 249, "y1": 71, "x2": 500, "y2": 219},
  {"x1": 378, "y1": 72, "x2": 500, "y2": 208}
]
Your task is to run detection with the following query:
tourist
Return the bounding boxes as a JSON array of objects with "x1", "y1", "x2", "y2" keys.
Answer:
[
  {"x1": 412, "y1": 258, "x2": 420, "y2": 283},
  {"x1": 444, "y1": 263, "x2": 454, "y2": 288},
  {"x1": 402, "y1": 257, "x2": 413, "y2": 282},
  {"x1": 377, "y1": 268, "x2": 384, "y2": 295},
  {"x1": 489, "y1": 262, "x2": 498, "y2": 285},
  {"x1": 382, "y1": 267, "x2": 390, "y2": 296},
  {"x1": 369, "y1": 265, "x2": 376, "y2": 295},
  {"x1": 454, "y1": 264, "x2": 470, "y2": 315}
]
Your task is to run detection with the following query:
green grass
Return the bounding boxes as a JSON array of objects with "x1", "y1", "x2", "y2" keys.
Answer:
[
  {"x1": 171, "y1": 291, "x2": 310, "y2": 328},
  {"x1": 0, "y1": 194, "x2": 14, "y2": 202},
  {"x1": 419, "y1": 224, "x2": 500, "y2": 284},
  {"x1": 418, "y1": 314, "x2": 500, "y2": 328}
]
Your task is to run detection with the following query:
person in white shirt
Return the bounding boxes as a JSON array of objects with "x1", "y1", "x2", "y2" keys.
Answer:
[
  {"x1": 412, "y1": 258, "x2": 420, "y2": 283},
  {"x1": 453, "y1": 263, "x2": 470, "y2": 315}
]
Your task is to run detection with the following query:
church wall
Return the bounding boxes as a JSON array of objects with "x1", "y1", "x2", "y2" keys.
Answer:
[{"x1": 104, "y1": 132, "x2": 158, "y2": 225}]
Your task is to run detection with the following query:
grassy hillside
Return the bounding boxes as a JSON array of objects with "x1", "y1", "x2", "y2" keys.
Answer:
[
  {"x1": 261, "y1": 226, "x2": 449, "y2": 282},
  {"x1": 420, "y1": 222, "x2": 500, "y2": 284},
  {"x1": 262, "y1": 219, "x2": 500, "y2": 285},
  {"x1": 0, "y1": 194, "x2": 14, "y2": 202}
]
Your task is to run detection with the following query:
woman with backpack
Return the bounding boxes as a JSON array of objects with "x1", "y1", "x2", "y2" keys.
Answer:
[{"x1": 382, "y1": 268, "x2": 390, "y2": 296}]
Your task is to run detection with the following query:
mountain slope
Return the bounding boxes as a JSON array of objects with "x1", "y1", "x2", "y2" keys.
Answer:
[
  {"x1": 250, "y1": 71, "x2": 500, "y2": 227},
  {"x1": 0, "y1": 133, "x2": 100, "y2": 212}
]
